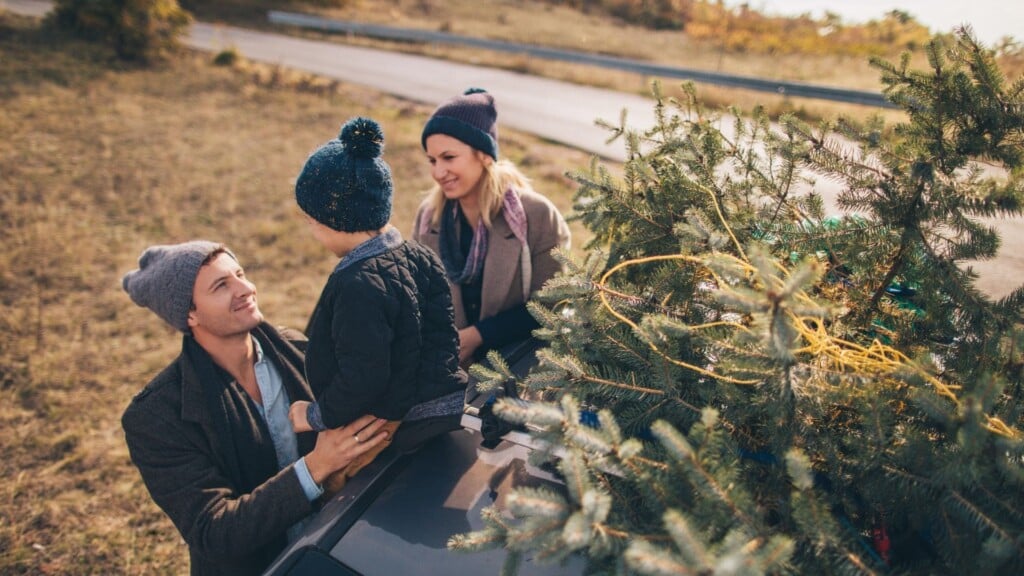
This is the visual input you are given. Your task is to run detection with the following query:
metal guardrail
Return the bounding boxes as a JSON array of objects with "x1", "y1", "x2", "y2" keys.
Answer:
[{"x1": 268, "y1": 10, "x2": 896, "y2": 109}]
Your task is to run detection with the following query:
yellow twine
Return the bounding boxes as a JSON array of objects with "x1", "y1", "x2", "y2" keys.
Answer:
[
  {"x1": 592, "y1": 189, "x2": 1017, "y2": 439},
  {"x1": 597, "y1": 254, "x2": 760, "y2": 385}
]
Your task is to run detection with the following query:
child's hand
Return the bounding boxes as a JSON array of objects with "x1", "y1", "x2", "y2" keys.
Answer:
[{"x1": 289, "y1": 401, "x2": 313, "y2": 433}]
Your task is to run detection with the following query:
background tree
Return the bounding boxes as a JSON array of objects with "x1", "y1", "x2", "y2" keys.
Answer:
[
  {"x1": 456, "y1": 30, "x2": 1024, "y2": 574},
  {"x1": 51, "y1": 0, "x2": 191, "y2": 62}
]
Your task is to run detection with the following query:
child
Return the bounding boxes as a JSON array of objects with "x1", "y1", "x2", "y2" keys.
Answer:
[{"x1": 290, "y1": 117, "x2": 466, "y2": 494}]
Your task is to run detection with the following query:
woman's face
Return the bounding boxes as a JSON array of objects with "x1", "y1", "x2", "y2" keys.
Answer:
[{"x1": 425, "y1": 134, "x2": 489, "y2": 203}]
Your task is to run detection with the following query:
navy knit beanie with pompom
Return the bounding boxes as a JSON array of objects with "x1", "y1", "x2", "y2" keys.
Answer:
[
  {"x1": 421, "y1": 87, "x2": 499, "y2": 159},
  {"x1": 295, "y1": 117, "x2": 393, "y2": 232}
]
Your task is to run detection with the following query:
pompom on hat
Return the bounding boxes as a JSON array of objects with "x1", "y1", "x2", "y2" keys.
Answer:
[
  {"x1": 295, "y1": 117, "x2": 393, "y2": 232},
  {"x1": 421, "y1": 87, "x2": 499, "y2": 160},
  {"x1": 122, "y1": 241, "x2": 235, "y2": 333}
]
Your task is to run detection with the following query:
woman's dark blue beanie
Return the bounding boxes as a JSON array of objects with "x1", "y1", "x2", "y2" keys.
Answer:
[
  {"x1": 421, "y1": 88, "x2": 499, "y2": 159},
  {"x1": 295, "y1": 117, "x2": 393, "y2": 232}
]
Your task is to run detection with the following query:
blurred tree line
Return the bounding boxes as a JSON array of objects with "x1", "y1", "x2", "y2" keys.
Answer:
[{"x1": 545, "y1": 0, "x2": 1015, "y2": 60}]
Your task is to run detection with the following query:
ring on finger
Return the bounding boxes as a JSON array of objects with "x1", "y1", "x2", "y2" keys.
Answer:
[{"x1": 354, "y1": 434, "x2": 361, "y2": 443}]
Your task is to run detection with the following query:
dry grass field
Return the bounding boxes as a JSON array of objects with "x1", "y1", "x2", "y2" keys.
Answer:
[{"x1": 0, "y1": 11, "x2": 592, "y2": 573}]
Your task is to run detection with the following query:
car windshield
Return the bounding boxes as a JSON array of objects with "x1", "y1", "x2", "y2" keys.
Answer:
[{"x1": 328, "y1": 428, "x2": 582, "y2": 575}]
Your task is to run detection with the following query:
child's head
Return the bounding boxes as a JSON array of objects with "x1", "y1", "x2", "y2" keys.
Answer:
[{"x1": 295, "y1": 117, "x2": 393, "y2": 233}]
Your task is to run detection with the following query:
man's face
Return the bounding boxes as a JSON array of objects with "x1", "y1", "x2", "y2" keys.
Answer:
[{"x1": 187, "y1": 252, "x2": 263, "y2": 339}]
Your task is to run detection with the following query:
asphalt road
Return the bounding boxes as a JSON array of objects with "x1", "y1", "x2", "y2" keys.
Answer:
[
  {"x1": 6, "y1": 0, "x2": 1021, "y2": 298},
  {"x1": 267, "y1": 10, "x2": 894, "y2": 108}
]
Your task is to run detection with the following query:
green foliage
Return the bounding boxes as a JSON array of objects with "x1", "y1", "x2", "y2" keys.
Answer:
[
  {"x1": 50, "y1": 0, "x2": 192, "y2": 62},
  {"x1": 461, "y1": 30, "x2": 1024, "y2": 574},
  {"x1": 212, "y1": 46, "x2": 240, "y2": 67}
]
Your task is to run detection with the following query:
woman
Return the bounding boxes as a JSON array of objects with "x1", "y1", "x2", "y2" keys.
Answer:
[{"x1": 414, "y1": 88, "x2": 571, "y2": 367}]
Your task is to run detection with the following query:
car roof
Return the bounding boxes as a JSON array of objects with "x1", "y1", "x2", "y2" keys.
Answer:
[{"x1": 265, "y1": 426, "x2": 585, "y2": 575}]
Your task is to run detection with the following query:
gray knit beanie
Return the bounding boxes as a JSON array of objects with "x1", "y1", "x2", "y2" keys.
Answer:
[
  {"x1": 122, "y1": 240, "x2": 234, "y2": 332},
  {"x1": 295, "y1": 117, "x2": 394, "y2": 232},
  {"x1": 421, "y1": 87, "x2": 499, "y2": 159}
]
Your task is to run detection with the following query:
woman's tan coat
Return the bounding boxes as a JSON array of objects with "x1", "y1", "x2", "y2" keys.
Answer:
[{"x1": 413, "y1": 188, "x2": 570, "y2": 329}]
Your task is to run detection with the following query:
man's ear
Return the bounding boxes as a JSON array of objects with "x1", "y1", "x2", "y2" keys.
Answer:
[{"x1": 187, "y1": 306, "x2": 199, "y2": 329}]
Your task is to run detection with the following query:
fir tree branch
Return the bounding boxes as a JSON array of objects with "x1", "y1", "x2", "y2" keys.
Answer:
[
  {"x1": 579, "y1": 373, "x2": 666, "y2": 396},
  {"x1": 619, "y1": 187, "x2": 670, "y2": 233},
  {"x1": 947, "y1": 490, "x2": 1019, "y2": 549},
  {"x1": 603, "y1": 331, "x2": 655, "y2": 369},
  {"x1": 713, "y1": 338, "x2": 773, "y2": 360},
  {"x1": 505, "y1": 517, "x2": 565, "y2": 551},
  {"x1": 700, "y1": 178, "x2": 747, "y2": 259},
  {"x1": 594, "y1": 523, "x2": 641, "y2": 540},
  {"x1": 866, "y1": 225, "x2": 914, "y2": 315},
  {"x1": 977, "y1": 483, "x2": 1024, "y2": 524},
  {"x1": 653, "y1": 421, "x2": 757, "y2": 528},
  {"x1": 598, "y1": 254, "x2": 762, "y2": 385},
  {"x1": 913, "y1": 225, "x2": 994, "y2": 322},
  {"x1": 670, "y1": 396, "x2": 705, "y2": 417},
  {"x1": 883, "y1": 463, "x2": 942, "y2": 491}
]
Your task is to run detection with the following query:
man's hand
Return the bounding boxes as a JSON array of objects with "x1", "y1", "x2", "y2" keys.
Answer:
[
  {"x1": 289, "y1": 401, "x2": 313, "y2": 433},
  {"x1": 458, "y1": 325, "x2": 483, "y2": 366},
  {"x1": 304, "y1": 415, "x2": 389, "y2": 485}
]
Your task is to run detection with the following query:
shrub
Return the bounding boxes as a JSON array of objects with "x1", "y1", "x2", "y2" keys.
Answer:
[
  {"x1": 212, "y1": 46, "x2": 240, "y2": 67},
  {"x1": 51, "y1": 0, "x2": 192, "y2": 62}
]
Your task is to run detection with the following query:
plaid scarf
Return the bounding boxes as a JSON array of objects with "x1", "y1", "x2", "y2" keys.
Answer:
[
  {"x1": 440, "y1": 201, "x2": 487, "y2": 285},
  {"x1": 439, "y1": 189, "x2": 528, "y2": 288}
]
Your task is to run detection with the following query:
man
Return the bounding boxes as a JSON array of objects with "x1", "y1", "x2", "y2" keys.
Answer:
[{"x1": 121, "y1": 241, "x2": 388, "y2": 576}]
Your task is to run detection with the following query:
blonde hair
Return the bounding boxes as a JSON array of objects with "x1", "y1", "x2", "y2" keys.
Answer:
[{"x1": 425, "y1": 154, "x2": 533, "y2": 228}]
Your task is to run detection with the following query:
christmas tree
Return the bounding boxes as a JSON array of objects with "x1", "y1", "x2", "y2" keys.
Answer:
[{"x1": 453, "y1": 30, "x2": 1024, "y2": 574}]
